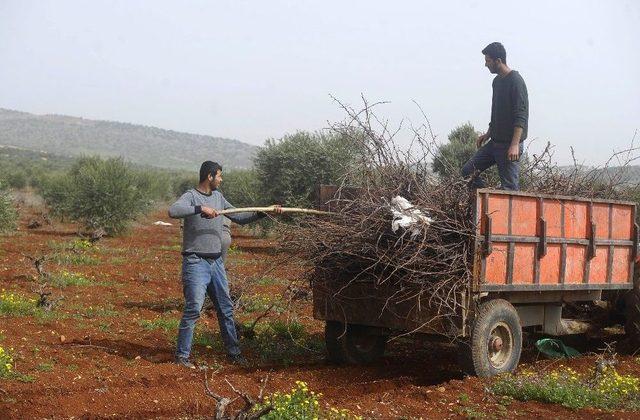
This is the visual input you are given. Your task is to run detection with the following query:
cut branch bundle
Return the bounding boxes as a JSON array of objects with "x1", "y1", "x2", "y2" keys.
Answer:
[{"x1": 281, "y1": 99, "x2": 639, "y2": 330}]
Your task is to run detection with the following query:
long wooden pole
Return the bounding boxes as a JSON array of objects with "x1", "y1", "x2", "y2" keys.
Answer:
[{"x1": 215, "y1": 206, "x2": 333, "y2": 216}]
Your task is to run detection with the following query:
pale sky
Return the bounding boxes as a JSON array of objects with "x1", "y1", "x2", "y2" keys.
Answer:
[{"x1": 1, "y1": 0, "x2": 638, "y2": 165}]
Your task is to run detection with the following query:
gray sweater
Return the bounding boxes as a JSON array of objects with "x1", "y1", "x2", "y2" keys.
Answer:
[{"x1": 168, "y1": 188, "x2": 262, "y2": 258}]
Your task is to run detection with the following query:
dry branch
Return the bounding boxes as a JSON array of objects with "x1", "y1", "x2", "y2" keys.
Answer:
[{"x1": 278, "y1": 98, "x2": 640, "y2": 338}]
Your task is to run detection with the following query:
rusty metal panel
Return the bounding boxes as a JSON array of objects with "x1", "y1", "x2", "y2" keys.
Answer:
[
  {"x1": 564, "y1": 202, "x2": 589, "y2": 239},
  {"x1": 513, "y1": 243, "x2": 536, "y2": 284},
  {"x1": 512, "y1": 196, "x2": 538, "y2": 236},
  {"x1": 612, "y1": 247, "x2": 632, "y2": 283},
  {"x1": 612, "y1": 205, "x2": 633, "y2": 240},
  {"x1": 592, "y1": 203, "x2": 610, "y2": 239},
  {"x1": 476, "y1": 189, "x2": 636, "y2": 293},
  {"x1": 485, "y1": 243, "x2": 508, "y2": 284},
  {"x1": 539, "y1": 244, "x2": 562, "y2": 284},
  {"x1": 544, "y1": 201, "x2": 564, "y2": 237},
  {"x1": 565, "y1": 244, "x2": 587, "y2": 284}
]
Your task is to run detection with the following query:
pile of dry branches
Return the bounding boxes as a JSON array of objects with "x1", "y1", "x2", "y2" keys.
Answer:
[{"x1": 282, "y1": 98, "x2": 639, "y2": 323}]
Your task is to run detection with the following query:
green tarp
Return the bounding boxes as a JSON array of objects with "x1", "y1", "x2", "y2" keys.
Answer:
[{"x1": 535, "y1": 338, "x2": 581, "y2": 359}]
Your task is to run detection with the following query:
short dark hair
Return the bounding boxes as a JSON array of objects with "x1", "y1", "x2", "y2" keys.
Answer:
[
  {"x1": 199, "y1": 161, "x2": 222, "y2": 182},
  {"x1": 482, "y1": 42, "x2": 507, "y2": 64}
]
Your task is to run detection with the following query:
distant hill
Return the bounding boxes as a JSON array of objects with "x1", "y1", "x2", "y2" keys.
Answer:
[
  {"x1": 0, "y1": 108, "x2": 259, "y2": 171},
  {"x1": 558, "y1": 165, "x2": 640, "y2": 185}
]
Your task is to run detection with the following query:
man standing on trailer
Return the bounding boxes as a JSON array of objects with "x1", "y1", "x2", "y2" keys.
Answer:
[{"x1": 462, "y1": 42, "x2": 529, "y2": 190}]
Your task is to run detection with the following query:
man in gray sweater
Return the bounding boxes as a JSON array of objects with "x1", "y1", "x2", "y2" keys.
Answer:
[
  {"x1": 462, "y1": 42, "x2": 529, "y2": 190},
  {"x1": 168, "y1": 161, "x2": 280, "y2": 368}
]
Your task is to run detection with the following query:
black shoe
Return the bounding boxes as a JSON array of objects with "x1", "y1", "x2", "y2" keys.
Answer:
[
  {"x1": 227, "y1": 354, "x2": 249, "y2": 367},
  {"x1": 175, "y1": 356, "x2": 196, "y2": 369}
]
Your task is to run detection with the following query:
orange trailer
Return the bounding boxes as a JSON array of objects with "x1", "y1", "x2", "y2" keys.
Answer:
[{"x1": 313, "y1": 187, "x2": 640, "y2": 377}]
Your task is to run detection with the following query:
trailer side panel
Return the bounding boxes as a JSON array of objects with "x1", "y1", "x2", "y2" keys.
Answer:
[{"x1": 475, "y1": 189, "x2": 637, "y2": 292}]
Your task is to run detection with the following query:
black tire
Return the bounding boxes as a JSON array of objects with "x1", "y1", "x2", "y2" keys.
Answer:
[
  {"x1": 625, "y1": 287, "x2": 640, "y2": 349},
  {"x1": 463, "y1": 299, "x2": 522, "y2": 378},
  {"x1": 324, "y1": 321, "x2": 387, "y2": 364}
]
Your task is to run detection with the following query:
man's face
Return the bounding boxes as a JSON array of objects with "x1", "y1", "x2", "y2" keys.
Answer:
[
  {"x1": 484, "y1": 55, "x2": 499, "y2": 74},
  {"x1": 209, "y1": 170, "x2": 223, "y2": 189}
]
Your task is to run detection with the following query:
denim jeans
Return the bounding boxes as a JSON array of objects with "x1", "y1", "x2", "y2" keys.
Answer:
[
  {"x1": 176, "y1": 254, "x2": 240, "y2": 359},
  {"x1": 461, "y1": 141, "x2": 524, "y2": 191}
]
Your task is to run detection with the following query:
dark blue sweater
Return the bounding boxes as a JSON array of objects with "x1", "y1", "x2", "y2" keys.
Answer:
[{"x1": 489, "y1": 70, "x2": 529, "y2": 144}]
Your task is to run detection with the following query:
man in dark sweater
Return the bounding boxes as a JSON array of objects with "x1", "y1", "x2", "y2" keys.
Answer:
[
  {"x1": 169, "y1": 161, "x2": 280, "y2": 368},
  {"x1": 462, "y1": 42, "x2": 529, "y2": 190}
]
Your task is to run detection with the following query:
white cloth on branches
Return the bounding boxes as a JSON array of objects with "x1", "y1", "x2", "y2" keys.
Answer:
[{"x1": 389, "y1": 196, "x2": 433, "y2": 238}]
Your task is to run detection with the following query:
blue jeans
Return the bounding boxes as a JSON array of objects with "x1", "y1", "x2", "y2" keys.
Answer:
[
  {"x1": 461, "y1": 141, "x2": 523, "y2": 190},
  {"x1": 176, "y1": 255, "x2": 240, "y2": 359}
]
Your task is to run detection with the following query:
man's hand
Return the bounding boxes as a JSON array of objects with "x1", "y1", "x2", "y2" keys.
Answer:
[
  {"x1": 508, "y1": 127, "x2": 523, "y2": 161},
  {"x1": 200, "y1": 206, "x2": 218, "y2": 219},
  {"x1": 271, "y1": 205, "x2": 283, "y2": 214},
  {"x1": 477, "y1": 133, "x2": 489, "y2": 148},
  {"x1": 507, "y1": 143, "x2": 520, "y2": 161}
]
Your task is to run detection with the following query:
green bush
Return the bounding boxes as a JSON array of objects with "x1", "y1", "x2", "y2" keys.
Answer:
[
  {"x1": 0, "y1": 183, "x2": 18, "y2": 233},
  {"x1": 40, "y1": 156, "x2": 152, "y2": 235},
  {"x1": 221, "y1": 169, "x2": 262, "y2": 208},
  {"x1": 135, "y1": 169, "x2": 175, "y2": 202},
  {"x1": 4, "y1": 170, "x2": 27, "y2": 189},
  {"x1": 432, "y1": 122, "x2": 480, "y2": 178},
  {"x1": 173, "y1": 175, "x2": 198, "y2": 197},
  {"x1": 254, "y1": 131, "x2": 358, "y2": 207}
]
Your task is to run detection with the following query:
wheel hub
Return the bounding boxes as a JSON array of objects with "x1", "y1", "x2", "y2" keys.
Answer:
[
  {"x1": 487, "y1": 322, "x2": 513, "y2": 370},
  {"x1": 490, "y1": 336, "x2": 503, "y2": 352}
]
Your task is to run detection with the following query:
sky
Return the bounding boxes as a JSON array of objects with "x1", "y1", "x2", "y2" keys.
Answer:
[{"x1": 1, "y1": 0, "x2": 639, "y2": 165}]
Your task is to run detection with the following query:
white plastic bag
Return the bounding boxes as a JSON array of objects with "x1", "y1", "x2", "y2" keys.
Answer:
[{"x1": 389, "y1": 196, "x2": 433, "y2": 238}]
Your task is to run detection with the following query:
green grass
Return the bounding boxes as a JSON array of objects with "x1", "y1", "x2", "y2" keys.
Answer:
[
  {"x1": 492, "y1": 365, "x2": 640, "y2": 410},
  {"x1": 36, "y1": 361, "x2": 55, "y2": 372},
  {"x1": 0, "y1": 291, "x2": 64, "y2": 321},
  {"x1": 139, "y1": 317, "x2": 180, "y2": 333},
  {"x1": 14, "y1": 373, "x2": 35, "y2": 383},
  {"x1": 243, "y1": 320, "x2": 323, "y2": 366},
  {"x1": 48, "y1": 238, "x2": 95, "y2": 252},
  {"x1": 192, "y1": 330, "x2": 226, "y2": 352},
  {"x1": 239, "y1": 294, "x2": 285, "y2": 314},
  {"x1": 49, "y1": 271, "x2": 94, "y2": 288},
  {"x1": 227, "y1": 243, "x2": 243, "y2": 256},
  {"x1": 158, "y1": 244, "x2": 181, "y2": 251},
  {"x1": 51, "y1": 252, "x2": 100, "y2": 266},
  {"x1": 254, "y1": 276, "x2": 280, "y2": 286},
  {"x1": 108, "y1": 256, "x2": 127, "y2": 264},
  {"x1": 0, "y1": 291, "x2": 38, "y2": 316},
  {"x1": 34, "y1": 310, "x2": 67, "y2": 322},
  {"x1": 0, "y1": 346, "x2": 35, "y2": 382},
  {"x1": 267, "y1": 319, "x2": 306, "y2": 340}
]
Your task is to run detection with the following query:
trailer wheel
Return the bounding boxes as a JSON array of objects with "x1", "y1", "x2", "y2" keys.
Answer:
[
  {"x1": 625, "y1": 287, "x2": 640, "y2": 348},
  {"x1": 464, "y1": 299, "x2": 522, "y2": 378},
  {"x1": 324, "y1": 321, "x2": 387, "y2": 364}
]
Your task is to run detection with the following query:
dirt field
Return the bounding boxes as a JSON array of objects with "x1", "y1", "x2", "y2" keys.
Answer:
[{"x1": 1, "y1": 206, "x2": 640, "y2": 419}]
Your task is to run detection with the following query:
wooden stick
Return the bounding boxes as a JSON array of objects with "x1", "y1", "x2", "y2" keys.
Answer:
[{"x1": 216, "y1": 206, "x2": 333, "y2": 216}]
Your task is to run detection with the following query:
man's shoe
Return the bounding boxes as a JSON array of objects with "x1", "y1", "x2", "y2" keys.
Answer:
[
  {"x1": 175, "y1": 357, "x2": 196, "y2": 369},
  {"x1": 227, "y1": 354, "x2": 249, "y2": 367}
]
